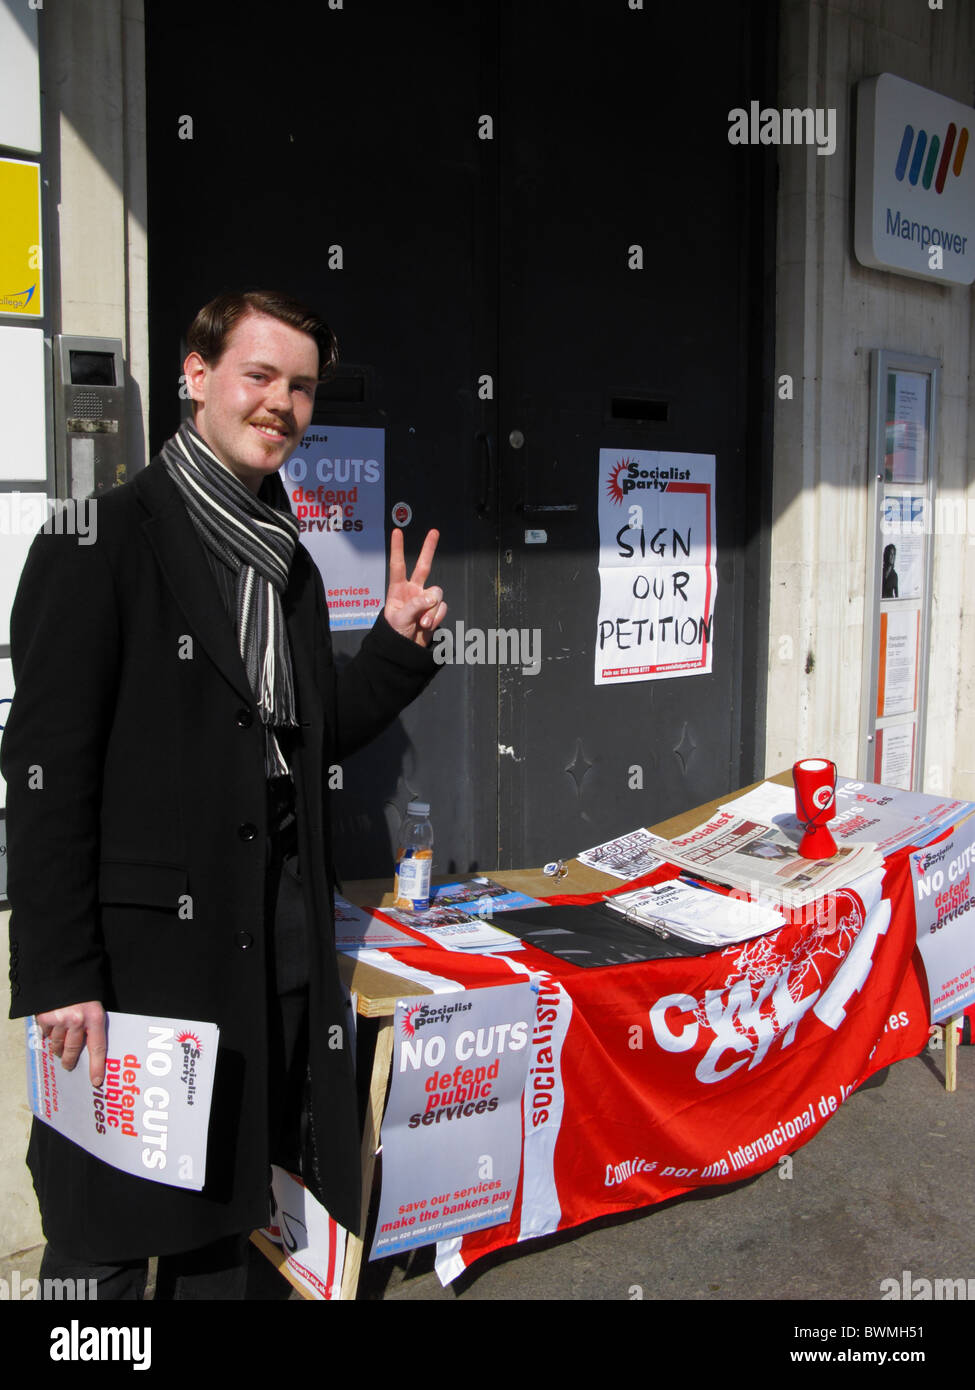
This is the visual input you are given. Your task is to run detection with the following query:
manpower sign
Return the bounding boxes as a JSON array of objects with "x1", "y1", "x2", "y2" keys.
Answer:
[{"x1": 855, "y1": 74, "x2": 974, "y2": 285}]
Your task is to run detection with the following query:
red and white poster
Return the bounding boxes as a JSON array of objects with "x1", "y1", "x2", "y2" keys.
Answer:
[
  {"x1": 595, "y1": 450, "x2": 716, "y2": 684},
  {"x1": 281, "y1": 424, "x2": 386, "y2": 631},
  {"x1": 910, "y1": 825, "x2": 975, "y2": 1022},
  {"x1": 256, "y1": 1166, "x2": 348, "y2": 1301}
]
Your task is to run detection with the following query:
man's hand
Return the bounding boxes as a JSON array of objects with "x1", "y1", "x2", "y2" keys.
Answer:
[
  {"x1": 36, "y1": 1001, "x2": 107, "y2": 1088},
  {"x1": 383, "y1": 528, "x2": 447, "y2": 646}
]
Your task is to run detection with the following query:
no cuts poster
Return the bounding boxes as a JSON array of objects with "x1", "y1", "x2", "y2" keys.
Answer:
[
  {"x1": 596, "y1": 450, "x2": 717, "y2": 684},
  {"x1": 280, "y1": 424, "x2": 386, "y2": 631},
  {"x1": 910, "y1": 825, "x2": 975, "y2": 1022},
  {"x1": 371, "y1": 982, "x2": 536, "y2": 1259}
]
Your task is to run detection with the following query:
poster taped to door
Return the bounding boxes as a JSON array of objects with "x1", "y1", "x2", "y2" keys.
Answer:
[{"x1": 595, "y1": 451, "x2": 716, "y2": 684}]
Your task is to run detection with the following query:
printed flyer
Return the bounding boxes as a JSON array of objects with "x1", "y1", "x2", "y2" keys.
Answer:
[
  {"x1": 281, "y1": 423, "x2": 386, "y2": 631},
  {"x1": 595, "y1": 450, "x2": 716, "y2": 684},
  {"x1": 25, "y1": 1010, "x2": 219, "y2": 1189},
  {"x1": 255, "y1": 1166, "x2": 348, "y2": 1301},
  {"x1": 910, "y1": 826, "x2": 975, "y2": 1022},
  {"x1": 371, "y1": 982, "x2": 536, "y2": 1259}
]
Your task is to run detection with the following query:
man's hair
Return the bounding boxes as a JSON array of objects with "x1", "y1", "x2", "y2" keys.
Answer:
[{"x1": 186, "y1": 290, "x2": 338, "y2": 379}]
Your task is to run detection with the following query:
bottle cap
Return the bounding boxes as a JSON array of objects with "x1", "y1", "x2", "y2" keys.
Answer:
[{"x1": 407, "y1": 800, "x2": 430, "y2": 816}]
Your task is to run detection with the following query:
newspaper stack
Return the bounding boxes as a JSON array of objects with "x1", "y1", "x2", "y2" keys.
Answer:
[{"x1": 644, "y1": 810, "x2": 883, "y2": 909}]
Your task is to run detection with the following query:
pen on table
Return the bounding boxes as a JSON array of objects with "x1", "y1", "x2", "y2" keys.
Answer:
[{"x1": 677, "y1": 873, "x2": 723, "y2": 894}]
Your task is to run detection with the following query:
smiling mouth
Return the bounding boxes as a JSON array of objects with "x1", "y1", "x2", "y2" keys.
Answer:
[{"x1": 250, "y1": 419, "x2": 290, "y2": 441}]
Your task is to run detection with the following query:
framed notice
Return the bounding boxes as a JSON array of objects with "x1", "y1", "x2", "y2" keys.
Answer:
[
  {"x1": 0, "y1": 158, "x2": 42, "y2": 318},
  {"x1": 875, "y1": 723, "x2": 916, "y2": 789},
  {"x1": 884, "y1": 371, "x2": 927, "y2": 483},
  {"x1": 876, "y1": 609, "x2": 920, "y2": 718},
  {"x1": 860, "y1": 351, "x2": 937, "y2": 792}
]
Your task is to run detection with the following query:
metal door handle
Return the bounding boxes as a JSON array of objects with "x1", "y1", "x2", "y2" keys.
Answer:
[{"x1": 476, "y1": 431, "x2": 494, "y2": 516}]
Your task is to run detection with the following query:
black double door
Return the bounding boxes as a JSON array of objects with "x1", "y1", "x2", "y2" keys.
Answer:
[{"x1": 147, "y1": 1, "x2": 775, "y2": 878}]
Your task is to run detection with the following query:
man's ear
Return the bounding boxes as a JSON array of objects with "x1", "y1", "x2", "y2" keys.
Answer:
[{"x1": 183, "y1": 350, "x2": 209, "y2": 408}]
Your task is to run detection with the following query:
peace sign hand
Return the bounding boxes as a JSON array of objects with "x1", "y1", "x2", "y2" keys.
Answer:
[{"x1": 383, "y1": 527, "x2": 447, "y2": 646}]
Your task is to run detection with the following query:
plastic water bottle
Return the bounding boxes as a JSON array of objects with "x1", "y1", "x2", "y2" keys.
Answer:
[{"x1": 393, "y1": 800, "x2": 434, "y2": 911}]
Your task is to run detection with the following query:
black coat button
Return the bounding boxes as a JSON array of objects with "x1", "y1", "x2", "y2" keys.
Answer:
[
  {"x1": 238, "y1": 823, "x2": 258, "y2": 841},
  {"x1": 235, "y1": 708, "x2": 253, "y2": 728},
  {"x1": 235, "y1": 932, "x2": 254, "y2": 951}
]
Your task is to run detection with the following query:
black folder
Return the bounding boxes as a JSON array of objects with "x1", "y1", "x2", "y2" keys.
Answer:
[{"x1": 496, "y1": 903, "x2": 719, "y2": 968}]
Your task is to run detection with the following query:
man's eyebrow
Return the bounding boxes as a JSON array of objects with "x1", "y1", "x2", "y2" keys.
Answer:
[{"x1": 241, "y1": 359, "x2": 319, "y2": 385}]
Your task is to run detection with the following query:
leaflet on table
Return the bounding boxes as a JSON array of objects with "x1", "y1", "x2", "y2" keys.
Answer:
[
  {"x1": 646, "y1": 812, "x2": 882, "y2": 908},
  {"x1": 909, "y1": 825, "x2": 975, "y2": 1022},
  {"x1": 431, "y1": 877, "x2": 545, "y2": 914},
  {"x1": 371, "y1": 982, "x2": 536, "y2": 1259},
  {"x1": 833, "y1": 779, "x2": 974, "y2": 851},
  {"x1": 333, "y1": 894, "x2": 425, "y2": 953},
  {"x1": 380, "y1": 902, "x2": 525, "y2": 953},
  {"x1": 722, "y1": 778, "x2": 975, "y2": 857},
  {"x1": 25, "y1": 1011, "x2": 218, "y2": 1190},
  {"x1": 575, "y1": 827, "x2": 667, "y2": 880},
  {"x1": 603, "y1": 879, "x2": 786, "y2": 947}
]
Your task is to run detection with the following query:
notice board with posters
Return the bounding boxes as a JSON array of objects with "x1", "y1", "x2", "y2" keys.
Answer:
[{"x1": 860, "y1": 351, "x2": 938, "y2": 792}]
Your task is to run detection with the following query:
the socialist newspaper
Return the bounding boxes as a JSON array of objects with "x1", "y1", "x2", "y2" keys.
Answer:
[{"x1": 644, "y1": 811, "x2": 882, "y2": 909}]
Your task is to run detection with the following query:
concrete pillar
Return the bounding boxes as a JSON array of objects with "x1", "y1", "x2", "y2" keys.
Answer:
[{"x1": 767, "y1": 0, "x2": 975, "y2": 798}]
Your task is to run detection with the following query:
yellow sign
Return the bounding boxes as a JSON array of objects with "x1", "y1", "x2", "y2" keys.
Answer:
[{"x1": 0, "y1": 158, "x2": 42, "y2": 317}]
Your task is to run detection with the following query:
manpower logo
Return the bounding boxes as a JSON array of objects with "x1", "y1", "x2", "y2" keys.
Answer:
[{"x1": 895, "y1": 121, "x2": 969, "y2": 193}]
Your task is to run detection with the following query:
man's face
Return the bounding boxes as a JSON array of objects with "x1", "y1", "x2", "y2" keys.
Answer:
[{"x1": 184, "y1": 311, "x2": 319, "y2": 492}]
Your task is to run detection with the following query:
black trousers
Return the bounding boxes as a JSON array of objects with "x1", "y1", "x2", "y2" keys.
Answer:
[{"x1": 39, "y1": 837, "x2": 310, "y2": 1301}]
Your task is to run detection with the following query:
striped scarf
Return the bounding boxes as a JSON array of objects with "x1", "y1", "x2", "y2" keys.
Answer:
[{"x1": 161, "y1": 421, "x2": 299, "y2": 778}]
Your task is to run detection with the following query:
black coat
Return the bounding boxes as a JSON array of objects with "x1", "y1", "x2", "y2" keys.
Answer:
[{"x1": 3, "y1": 458, "x2": 436, "y2": 1258}]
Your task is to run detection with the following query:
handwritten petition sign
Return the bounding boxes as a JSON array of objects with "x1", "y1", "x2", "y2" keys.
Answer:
[{"x1": 595, "y1": 450, "x2": 717, "y2": 684}]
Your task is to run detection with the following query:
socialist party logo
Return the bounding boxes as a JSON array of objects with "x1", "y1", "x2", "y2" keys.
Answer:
[{"x1": 895, "y1": 121, "x2": 969, "y2": 193}]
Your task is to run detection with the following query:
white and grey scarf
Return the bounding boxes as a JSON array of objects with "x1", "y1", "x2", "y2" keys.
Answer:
[{"x1": 161, "y1": 421, "x2": 299, "y2": 778}]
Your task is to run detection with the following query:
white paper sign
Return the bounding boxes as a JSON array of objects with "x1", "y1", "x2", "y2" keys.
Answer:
[
  {"x1": 879, "y1": 608, "x2": 919, "y2": 716},
  {"x1": 25, "y1": 1011, "x2": 219, "y2": 1189},
  {"x1": 595, "y1": 450, "x2": 716, "y2": 684}
]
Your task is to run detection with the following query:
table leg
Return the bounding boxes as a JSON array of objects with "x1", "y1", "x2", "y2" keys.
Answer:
[
  {"x1": 945, "y1": 1013, "x2": 959, "y2": 1093},
  {"x1": 340, "y1": 1016, "x2": 395, "y2": 1299}
]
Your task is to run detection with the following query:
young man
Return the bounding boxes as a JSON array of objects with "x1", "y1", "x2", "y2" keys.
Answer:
[{"x1": 3, "y1": 290, "x2": 446, "y2": 1298}]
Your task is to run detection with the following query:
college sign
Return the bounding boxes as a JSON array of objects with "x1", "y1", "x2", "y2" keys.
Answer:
[{"x1": 855, "y1": 74, "x2": 974, "y2": 285}]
